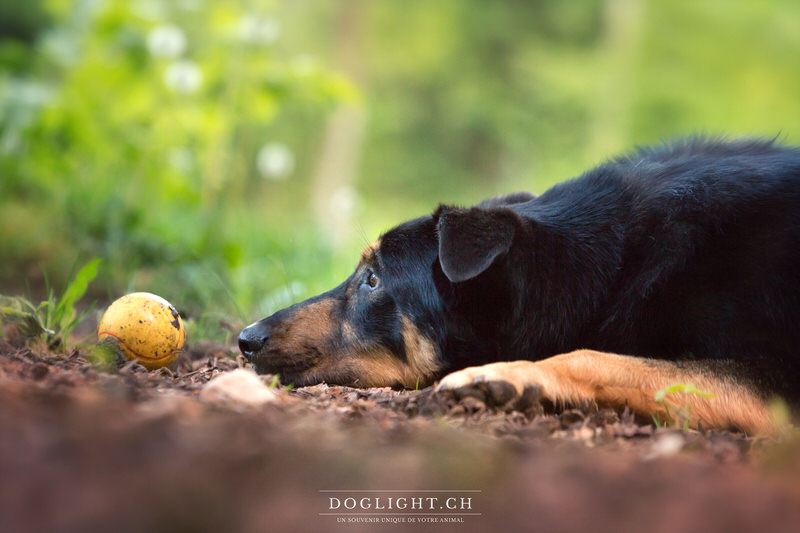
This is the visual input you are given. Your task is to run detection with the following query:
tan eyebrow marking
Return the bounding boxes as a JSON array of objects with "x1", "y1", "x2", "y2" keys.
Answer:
[{"x1": 359, "y1": 238, "x2": 381, "y2": 265}]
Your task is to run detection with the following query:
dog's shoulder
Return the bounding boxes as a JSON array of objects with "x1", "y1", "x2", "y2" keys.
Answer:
[
  {"x1": 608, "y1": 137, "x2": 800, "y2": 195},
  {"x1": 476, "y1": 191, "x2": 537, "y2": 209}
]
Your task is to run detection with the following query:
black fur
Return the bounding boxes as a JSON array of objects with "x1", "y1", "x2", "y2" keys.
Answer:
[{"x1": 241, "y1": 138, "x2": 800, "y2": 402}]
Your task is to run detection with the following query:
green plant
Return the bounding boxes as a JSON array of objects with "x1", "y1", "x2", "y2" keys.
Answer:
[
  {"x1": 83, "y1": 337, "x2": 123, "y2": 371},
  {"x1": 652, "y1": 383, "x2": 715, "y2": 431},
  {"x1": 0, "y1": 258, "x2": 101, "y2": 350}
]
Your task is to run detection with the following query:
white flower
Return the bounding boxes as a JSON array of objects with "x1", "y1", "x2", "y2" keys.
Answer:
[
  {"x1": 164, "y1": 60, "x2": 203, "y2": 94},
  {"x1": 4, "y1": 79, "x2": 50, "y2": 107},
  {"x1": 238, "y1": 14, "x2": 281, "y2": 46},
  {"x1": 132, "y1": 0, "x2": 167, "y2": 21},
  {"x1": 168, "y1": 147, "x2": 194, "y2": 173},
  {"x1": 177, "y1": 0, "x2": 202, "y2": 11},
  {"x1": 147, "y1": 25, "x2": 187, "y2": 59},
  {"x1": 41, "y1": 30, "x2": 79, "y2": 66},
  {"x1": 290, "y1": 55, "x2": 317, "y2": 76},
  {"x1": 0, "y1": 131, "x2": 20, "y2": 154},
  {"x1": 257, "y1": 143, "x2": 295, "y2": 180},
  {"x1": 330, "y1": 185, "x2": 363, "y2": 217}
]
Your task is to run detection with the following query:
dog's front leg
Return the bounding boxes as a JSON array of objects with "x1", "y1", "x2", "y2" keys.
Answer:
[{"x1": 434, "y1": 350, "x2": 776, "y2": 436}]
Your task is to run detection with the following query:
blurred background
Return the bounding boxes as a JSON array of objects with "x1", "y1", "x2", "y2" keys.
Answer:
[{"x1": 1, "y1": 0, "x2": 799, "y2": 339}]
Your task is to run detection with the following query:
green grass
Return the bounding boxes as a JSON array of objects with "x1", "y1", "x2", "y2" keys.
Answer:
[
  {"x1": 0, "y1": 258, "x2": 101, "y2": 351},
  {"x1": 652, "y1": 383, "x2": 715, "y2": 431}
]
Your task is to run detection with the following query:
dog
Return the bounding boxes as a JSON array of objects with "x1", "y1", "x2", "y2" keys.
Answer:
[{"x1": 239, "y1": 138, "x2": 800, "y2": 435}]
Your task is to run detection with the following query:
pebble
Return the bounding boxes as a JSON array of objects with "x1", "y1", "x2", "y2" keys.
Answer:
[{"x1": 200, "y1": 369, "x2": 279, "y2": 407}]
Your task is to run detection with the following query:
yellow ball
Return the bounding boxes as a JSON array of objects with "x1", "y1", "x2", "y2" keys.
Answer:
[{"x1": 97, "y1": 292, "x2": 185, "y2": 370}]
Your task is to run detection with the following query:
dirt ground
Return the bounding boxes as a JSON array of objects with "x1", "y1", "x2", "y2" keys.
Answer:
[{"x1": 2, "y1": 328, "x2": 800, "y2": 533}]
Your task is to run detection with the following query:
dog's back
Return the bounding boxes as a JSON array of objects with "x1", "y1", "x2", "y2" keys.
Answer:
[{"x1": 509, "y1": 138, "x2": 800, "y2": 399}]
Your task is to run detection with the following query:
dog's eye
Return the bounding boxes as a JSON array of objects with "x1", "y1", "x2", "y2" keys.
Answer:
[{"x1": 366, "y1": 271, "x2": 380, "y2": 289}]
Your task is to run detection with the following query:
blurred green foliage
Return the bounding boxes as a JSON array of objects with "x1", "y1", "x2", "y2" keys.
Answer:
[{"x1": 1, "y1": 0, "x2": 800, "y2": 336}]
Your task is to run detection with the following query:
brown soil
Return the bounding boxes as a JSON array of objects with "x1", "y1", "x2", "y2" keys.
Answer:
[{"x1": 1, "y1": 330, "x2": 800, "y2": 533}]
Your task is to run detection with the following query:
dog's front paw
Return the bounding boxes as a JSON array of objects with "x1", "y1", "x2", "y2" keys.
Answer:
[{"x1": 434, "y1": 361, "x2": 544, "y2": 411}]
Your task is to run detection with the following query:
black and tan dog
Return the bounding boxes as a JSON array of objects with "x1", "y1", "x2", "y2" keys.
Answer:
[{"x1": 239, "y1": 138, "x2": 800, "y2": 435}]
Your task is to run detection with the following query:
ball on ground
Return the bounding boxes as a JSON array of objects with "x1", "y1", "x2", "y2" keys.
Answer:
[{"x1": 97, "y1": 292, "x2": 185, "y2": 370}]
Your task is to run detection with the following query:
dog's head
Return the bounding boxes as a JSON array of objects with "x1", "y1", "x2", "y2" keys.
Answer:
[{"x1": 238, "y1": 192, "x2": 535, "y2": 388}]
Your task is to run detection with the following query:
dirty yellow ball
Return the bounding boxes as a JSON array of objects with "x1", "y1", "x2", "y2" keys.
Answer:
[{"x1": 97, "y1": 292, "x2": 185, "y2": 370}]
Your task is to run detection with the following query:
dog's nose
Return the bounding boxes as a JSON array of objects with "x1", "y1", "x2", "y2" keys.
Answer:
[{"x1": 238, "y1": 322, "x2": 270, "y2": 357}]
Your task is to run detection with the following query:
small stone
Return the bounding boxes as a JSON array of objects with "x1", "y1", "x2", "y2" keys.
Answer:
[
  {"x1": 645, "y1": 432, "x2": 685, "y2": 459},
  {"x1": 200, "y1": 369, "x2": 279, "y2": 407}
]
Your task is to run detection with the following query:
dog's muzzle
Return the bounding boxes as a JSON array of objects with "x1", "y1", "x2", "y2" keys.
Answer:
[{"x1": 238, "y1": 322, "x2": 271, "y2": 359}]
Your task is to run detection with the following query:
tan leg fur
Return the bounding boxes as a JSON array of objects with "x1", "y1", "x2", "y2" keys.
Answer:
[{"x1": 435, "y1": 350, "x2": 776, "y2": 436}]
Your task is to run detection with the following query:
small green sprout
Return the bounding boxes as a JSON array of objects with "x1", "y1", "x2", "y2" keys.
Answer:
[
  {"x1": 0, "y1": 259, "x2": 101, "y2": 351},
  {"x1": 652, "y1": 383, "x2": 714, "y2": 431}
]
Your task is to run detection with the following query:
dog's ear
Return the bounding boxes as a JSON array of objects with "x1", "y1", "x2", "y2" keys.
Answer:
[{"x1": 434, "y1": 205, "x2": 518, "y2": 283}]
